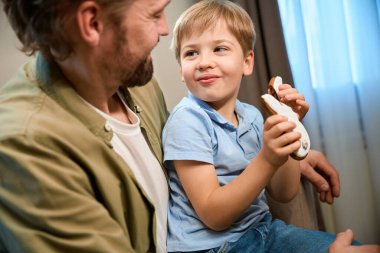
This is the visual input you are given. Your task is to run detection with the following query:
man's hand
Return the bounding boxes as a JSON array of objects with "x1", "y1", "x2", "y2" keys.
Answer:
[
  {"x1": 300, "y1": 150, "x2": 340, "y2": 204},
  {"x1": 329, "y1": 229, "x2": 380, "y2": 253}
]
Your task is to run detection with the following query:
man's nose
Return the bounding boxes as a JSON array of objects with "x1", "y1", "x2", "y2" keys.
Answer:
[{"x1": 159, "y1": 13, "x2": 169, "y2": 36}]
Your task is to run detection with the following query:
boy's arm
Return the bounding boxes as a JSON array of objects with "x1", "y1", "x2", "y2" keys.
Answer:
[
  {"x1": 264, "y1": 82, "x2": 306, "y2": 201},
  {"x1": 173, "y1": 155, "x2": 275, "y2": 232},
  {"x1": 173, "y1": 114, "x2": 300, "y2": 231}
]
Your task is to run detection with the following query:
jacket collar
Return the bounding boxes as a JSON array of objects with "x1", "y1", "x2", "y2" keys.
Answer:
[{"x1": 33, "y1": 54, "x2": 122, "y2": 144}]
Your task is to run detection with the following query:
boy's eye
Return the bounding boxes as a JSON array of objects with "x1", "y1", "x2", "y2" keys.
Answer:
[
  {"x1": 214, "y1": 47, "x2": 228, "y2": 52},
  {"x1": 184, "y1": 50, "x2": 198, "y2": 57}
]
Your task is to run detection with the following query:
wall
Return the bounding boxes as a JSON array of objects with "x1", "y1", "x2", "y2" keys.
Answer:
[
  {"x1": 152, "y1": 2, "x2": 193, "y2": 111},
  {"x1": 0, "y1": 6, "x2": 31, "y2": 87}
]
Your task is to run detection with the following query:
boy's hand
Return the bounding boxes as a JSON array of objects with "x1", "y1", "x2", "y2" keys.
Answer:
[
  {"x1": 261, "y1": 114, "x2": 301, "y2": 168},
  {"x1": 275, "y1": 84, "x2": 309, "y2": 120}
]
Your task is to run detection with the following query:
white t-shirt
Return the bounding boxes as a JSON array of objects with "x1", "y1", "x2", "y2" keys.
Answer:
[{"x1": 83, "y1": 95, "x2": 168, "y2": 253}]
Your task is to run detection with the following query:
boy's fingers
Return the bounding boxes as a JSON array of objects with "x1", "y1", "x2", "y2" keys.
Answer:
[
  {"x1": 278, "y1": 83, "x2": 293, "y2": 90},
  {"x1": 264, "y1": 115, "x2": 288, "y2": 131},
  {"x1": 283, "y1": 93, "x2": 305, "y2": 102}
]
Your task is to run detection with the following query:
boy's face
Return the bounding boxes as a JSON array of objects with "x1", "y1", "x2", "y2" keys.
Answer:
[{"x1": 179, "y1": 21, "x2": 253, "y2": 108}]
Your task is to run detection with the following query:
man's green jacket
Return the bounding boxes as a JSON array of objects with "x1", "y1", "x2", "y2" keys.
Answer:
[{"x1": 0, "y1": 55, "x2": 169, "y2": 252}]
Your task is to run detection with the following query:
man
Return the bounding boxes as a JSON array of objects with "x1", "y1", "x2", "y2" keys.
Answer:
[
  {"x1": 0, "y1": 0, "x2": 370, "y2": 252},
  {"x1": 0, "y1": 0, "x2": 170, "y2": 252}
]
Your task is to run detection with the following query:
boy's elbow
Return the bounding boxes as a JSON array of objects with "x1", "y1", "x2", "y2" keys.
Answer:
[
  {"x1": 203, "y1": 219, "x2": 230, "y2": 232},
  {"x1": 198, "y1": 211, "x2": 233, "y2": 232}
]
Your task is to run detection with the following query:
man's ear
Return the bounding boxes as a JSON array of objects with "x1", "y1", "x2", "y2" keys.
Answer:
[
  {"x1": 243, "y1": 50, "x2": 254, "y2": 76},
  {"x1": 75, "y1": 1, "x2": 103, "y2": 46}
]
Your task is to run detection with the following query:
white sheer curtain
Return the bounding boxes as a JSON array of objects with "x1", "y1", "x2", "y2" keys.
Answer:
[{"x1": 278, "y1": 0, "x2": 380, "y2": 243}]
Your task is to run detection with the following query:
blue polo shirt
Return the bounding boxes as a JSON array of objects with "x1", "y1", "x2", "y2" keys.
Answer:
[{"x1": 163, "y1": 93, "x2": 270, "y2": 252}]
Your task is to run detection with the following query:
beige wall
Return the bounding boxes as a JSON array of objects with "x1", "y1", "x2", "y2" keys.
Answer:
[
  {"x1": 0, "y1": 7, "x2": 32, "y2": 87},
  {"x1": 152, "y1": 2, "x2": 193, "y2": 111},
  {"x1": 0, "y1": 2, "x2": 191, "y2": 111}
]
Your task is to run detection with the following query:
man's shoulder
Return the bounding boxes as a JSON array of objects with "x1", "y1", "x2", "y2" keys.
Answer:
[
  {"x1": 0, "y1": 62, "x2": 47, "y2": 138},
  {"x1": 0, "y1": 92, "x2": 70, "y2": 142},
  {"x1": 0, "y1": 78, "x2": 80, "y2": 143}
]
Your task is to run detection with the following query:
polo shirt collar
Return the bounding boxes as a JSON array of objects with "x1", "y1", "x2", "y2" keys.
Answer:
[{"x1": 187, "y1": 92, "x2": 248, "y2": 131}]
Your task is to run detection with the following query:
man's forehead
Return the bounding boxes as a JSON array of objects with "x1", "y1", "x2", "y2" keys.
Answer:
[{"x1": 136, "y1": 0, "x2": 170, "y2": 9}]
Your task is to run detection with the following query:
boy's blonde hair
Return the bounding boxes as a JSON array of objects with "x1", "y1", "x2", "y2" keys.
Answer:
[{"x1": 172, "y1": 0, "x2": 256, "y2": 62}]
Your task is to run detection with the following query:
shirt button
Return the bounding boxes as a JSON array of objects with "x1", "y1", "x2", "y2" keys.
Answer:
[{"x1": 104, "y1": 122, "x2": 112, "y2": 132}]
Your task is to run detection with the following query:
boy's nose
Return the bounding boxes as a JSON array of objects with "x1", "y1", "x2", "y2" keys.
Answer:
[{"x1": 197, "y1": 54, "x2": 215, "y2": 70}]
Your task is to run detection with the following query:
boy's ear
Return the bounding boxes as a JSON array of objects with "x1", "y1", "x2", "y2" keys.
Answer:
[
  {"x1": 75, "y1": 1, "x2": 103, "y2": 46},
  {"x1": 243, "y1": 51, "x2": 254, "y2": 76}
]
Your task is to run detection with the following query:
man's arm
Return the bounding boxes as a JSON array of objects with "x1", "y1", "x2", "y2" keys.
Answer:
[
  {"x1": 266, "y1": 149, "x2": 340, "y2": 230},
  {"x1": 0, "y1": 136, "x2": 141, "y2": 252},
  {"x1": 266, "y1": 157, "x2": 300, "y2": 203}
]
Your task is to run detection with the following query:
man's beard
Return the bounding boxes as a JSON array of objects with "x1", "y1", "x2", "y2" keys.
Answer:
[
  {"x1": 106, "y1": 24, "x2": 154, "y2": 89},
  {"x1": 122, "y1": 56, "x2": 154, "y2": 88}
]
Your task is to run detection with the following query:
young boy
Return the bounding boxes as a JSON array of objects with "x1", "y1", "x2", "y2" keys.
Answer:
[{"x1": 162, "y1": 0, "x2": 343, "y2": 252}]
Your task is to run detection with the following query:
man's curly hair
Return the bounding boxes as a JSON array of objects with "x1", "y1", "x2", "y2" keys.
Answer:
[{"x1": 2, "y1": 0, "x2": 130, "y2": 61}]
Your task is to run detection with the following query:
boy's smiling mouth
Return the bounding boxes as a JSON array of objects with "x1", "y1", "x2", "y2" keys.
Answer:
[{"x1": 196, "y1": 74, "x2": 220, "y2": 84}]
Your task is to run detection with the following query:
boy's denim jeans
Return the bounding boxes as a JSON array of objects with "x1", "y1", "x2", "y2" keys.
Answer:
[{"x1": 182, "y1": 214, "x2": 360, "y2": 253}]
